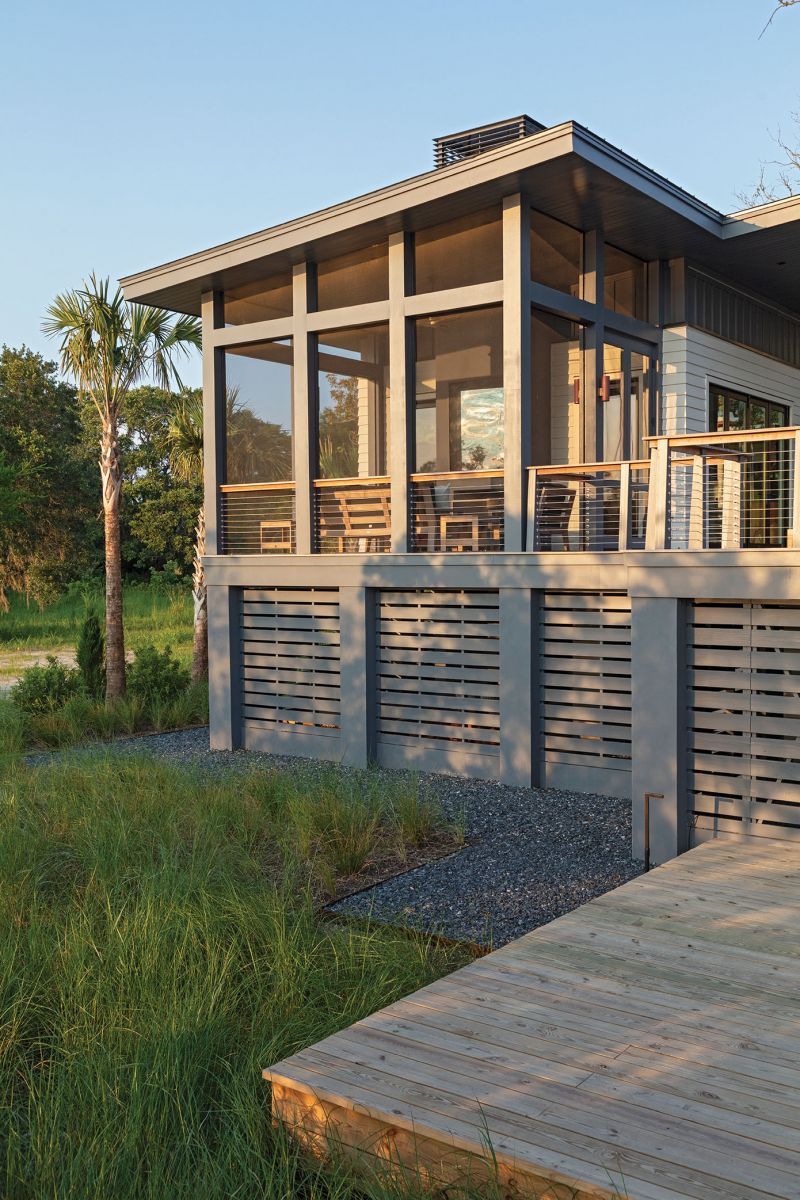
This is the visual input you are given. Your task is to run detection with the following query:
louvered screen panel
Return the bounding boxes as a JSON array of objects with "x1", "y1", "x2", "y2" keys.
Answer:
[
  {"x1": 376, "y1": 590, "x2": 500, "y2": 754},
  {"x1": 540, "y1": 592, "x2": 632, "y2": 771},
  {"x1": 688, "y1": 601, "x2": 800, "y2": 840},
  {"x1": 240, "y1": 588, "x2": 340, "y2": 734}
]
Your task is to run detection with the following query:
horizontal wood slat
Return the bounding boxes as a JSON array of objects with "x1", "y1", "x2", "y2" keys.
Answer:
[
  {"x1": 540, "y1": 592, "x2": 632, "y2": 771},
  {"x1": 239, "y1": 588, "x2": 341, "y2": 735},
  {"x1": 687, "y1": 600, "x2": 800, "y2": 841},
  {"x1": 376, "y1": 590, "x2": 500, "y2": 755}
]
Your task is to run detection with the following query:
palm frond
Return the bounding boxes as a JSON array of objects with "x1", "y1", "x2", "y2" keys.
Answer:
[{"x1": 166, "y1": 390, "x2": 204, "y2": 484}]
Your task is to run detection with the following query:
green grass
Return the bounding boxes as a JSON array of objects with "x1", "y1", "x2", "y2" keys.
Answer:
[
  {"x1": 0, "y1": 755, "x2": 478, "y2": 1199},
  {"x1": 0, "y1": 584, "x2": 194, "y2": 668}
]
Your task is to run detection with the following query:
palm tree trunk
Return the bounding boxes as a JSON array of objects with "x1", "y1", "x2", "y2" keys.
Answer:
[
  {"x1": 191, "y1": 502, "x2": 208, "y2": 682},
  {"x1": 101, "y1": 419, "x2": 126, "y2": 701}
]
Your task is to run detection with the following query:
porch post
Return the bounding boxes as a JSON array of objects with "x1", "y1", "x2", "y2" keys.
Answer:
[
  {"x1": 338, "y1": 586, "x2": 375, "y2": 767},
  {"x1": 582, "y1": 232, "x2": 604, "y2": 462},
  {"x1": 207, "y1": 583, "x2": 242, "y2": 750},
  {"x1": 389, "y1": 232, "x2": 411, "y2": 553},
  {"x1": 292, "y1": 263, "x2": 315, "y2": 555},
  {"x1": 201, "y1": 290, "x2": 224, "y2": 556},
  {"x1": 499, "y1": 588, "x2": 538, "y2": 787},
  {"x1": 502, "y1": 194, "x2": 532, "y2": 553},
  {"x1": 630, "y1": 595, "x2": 688, "y2": 863}
]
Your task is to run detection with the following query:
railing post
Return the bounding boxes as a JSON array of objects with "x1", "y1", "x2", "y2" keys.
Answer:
[
  {"x1": 618, "y1": 462, "x2": 631, "y2": 551},
  {"x1": 792, "y1": 431, "x2": 800, "y2": 549},
  {"x1": 526, "y1": 468, "x2": 538, "y2": 551},
  {"x1": 645, "y1": 438, "x2": 670, "y2": 550},
  {"x1": 687, "y1": 454, "x2": 705, "y2": 550},
  {"x1": 720, "y1": 458, "x2": 743, "y2": 550}
]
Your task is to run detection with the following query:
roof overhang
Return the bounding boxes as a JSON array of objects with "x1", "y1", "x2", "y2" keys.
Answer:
[{"x1": 120, "y1": 121, "x2": 800, "y2": 317}]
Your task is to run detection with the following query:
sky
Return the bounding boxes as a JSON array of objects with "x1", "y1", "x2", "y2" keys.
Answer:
[{"x1": 2, "y1": 0, "x2": 800, "y2": 389}]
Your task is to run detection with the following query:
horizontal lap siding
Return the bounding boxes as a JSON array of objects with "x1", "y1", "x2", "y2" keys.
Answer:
[
  {"x1": 240, "y1": 588, "x2": 341, "y2": 736},
  {"x1": 688, "y1": 600, "x2": 800, "y2": 841},
  {"x1": 540, "y1": 592, "x2": 632, "y2": 774},
  {"x1": 376, "y1": 590, "x2": 500, "y2": 755}
]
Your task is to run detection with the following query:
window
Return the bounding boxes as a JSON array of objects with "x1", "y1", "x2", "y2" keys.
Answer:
[
  {"x1": 414, "y1": 208, "x2": 502, "y2": 293},
  {"x1": 531, "y1": 210, "x2": 582, "y2": 296},
  {"x1": 604, "y1": 245, "x2": 647, "y2": 320},
  {"x1": 223, "y1": 341, "x2": 293, "y2": 483},
  {"x1": 315, "y1": 243, "x2": 389, "y2": 310},
  {"x1": 709, "y1": 386, "x2": 789, "y2": 431},
  {"x1": 223, "y1": 273, "x2": 293, "y2": 326},
  {"x1": 316, "y1": 325, "x2": 390, "y2": 478},
  {"x1": 414, "y1": 307, "x2": 503, "y2": 472},
  {"x1": 531, "y1": 310, "x2": 584, "y2": 466}
]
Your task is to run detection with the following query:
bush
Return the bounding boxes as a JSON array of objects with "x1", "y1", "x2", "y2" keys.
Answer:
[
  {"x1": 10, "y1": 656, "x2": 82, "y2": 715},
  {"x1": 76, "y1": 610, "x2": 105, "y2": 699},
  {"x1": 127, "y1": 644, "x2": 190, "y2": 705}
]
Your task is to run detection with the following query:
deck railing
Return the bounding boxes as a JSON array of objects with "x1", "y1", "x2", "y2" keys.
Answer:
[
  {"x1": 410, "y1": 469, "x2": 504, "y2": 551},
  {"x1": 314, "y1": 476, "x2": 391, "y2": 553},
  {"x1": 527, "y1": 461, "x2": 650, "y2": 552},
  {"x1": 219, "y1": 482, "x2": 295, "y2": 554}
]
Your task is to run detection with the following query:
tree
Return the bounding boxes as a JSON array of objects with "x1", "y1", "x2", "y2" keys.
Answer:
[
  {"x1": 166, "y1": 390, "x2": 208, "y2": 682},
  {"x1": 43, "y1": 276, "x2": 201, "y2": 701},
  {"x1": 0, "y1": 346, "x2": 98, "y2": 609}
]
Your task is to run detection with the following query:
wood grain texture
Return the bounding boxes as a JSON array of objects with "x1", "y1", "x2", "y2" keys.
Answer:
[{"x1": 265, "y1": 839, "x2": 800, "y2": 1199}]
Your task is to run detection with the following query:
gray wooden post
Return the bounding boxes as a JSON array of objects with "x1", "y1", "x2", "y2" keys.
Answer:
[
  {"x1": 208, "y1": 583, "x2": 241, "y2": 750},
  {"x1": 292, "y1": 263, "x2": 314, "y2": 555},
  {"x1": 582, "y1": 232, "x2": 604, "y2": 463},
  {"x1": 499, "y1": 588, "x2": 538, "y2": 787},
  {"x1": 201, "y1": 290, "x2": 224, "y2": 555},
  {"x1": 338, "y1": 586, "x2": 375, "y2": 767},
  {"x1": 389, "y1": 232, "x2": 411, "y2": 552},
  {"x1": 630, "y1": 595, "x2": 688, "y2": 863},
  {"x1": 502, "y1": 195, "x2": 532, "y2": 553}
]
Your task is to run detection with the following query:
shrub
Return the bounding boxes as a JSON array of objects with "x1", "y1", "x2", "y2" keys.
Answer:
[
  {"x1": 76, "y1": 610, "x2": 105, "y2": 699},
  {"x1": 10, "y1": 656, "x2": 82, "y2": 715},
  {"x1": 127, "y1": 644, "x2": 190, "y2": 705}
]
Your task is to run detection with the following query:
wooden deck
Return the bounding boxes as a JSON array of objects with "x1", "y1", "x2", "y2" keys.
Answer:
[{"x1": 264, "y1": 840, "x2": 800, "y2": 1199}]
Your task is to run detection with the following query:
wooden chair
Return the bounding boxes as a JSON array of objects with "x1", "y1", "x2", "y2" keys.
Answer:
[
  {"x1": 259, "y1": 519, "x2": 293, "y2": 554},
  {"x1": 318, "y1": 485, "x2": 391, "y2": 552},
  {"x1": 537, "y1": 482, "x2": 576, "y2": 550}
]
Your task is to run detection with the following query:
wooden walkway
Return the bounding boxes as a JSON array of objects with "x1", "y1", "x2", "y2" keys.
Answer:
[{"x1": 264, "y1": 840, "x2": 800, "y2": 1199}]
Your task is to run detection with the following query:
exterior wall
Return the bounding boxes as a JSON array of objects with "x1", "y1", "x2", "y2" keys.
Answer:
[
  {"x1": 662, "y1": 325, "x2": 800, "y2": 435},
  {"x1": 205, "y1": 551, "x2": 800, "y2": 865}
]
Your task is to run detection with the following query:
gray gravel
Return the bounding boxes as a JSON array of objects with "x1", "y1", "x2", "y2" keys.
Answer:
[{"x1": 27, "y1": 725, "x2": 642, "y2": 947}]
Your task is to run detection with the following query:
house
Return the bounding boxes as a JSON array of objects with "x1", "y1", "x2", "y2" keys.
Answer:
[{"x1": 121, "y1": 116, "x2": 800, "y2": 863}]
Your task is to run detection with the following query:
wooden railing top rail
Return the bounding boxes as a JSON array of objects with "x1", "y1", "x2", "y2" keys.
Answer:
[
  {"x1": 410, "y1": 469, "x2": 504, "y2": 482},
  {"x1": 529, "y1": 460, "x2": 650, "y2": 476},
  {"x1": 219, "y1": 480, "x2": 295, "y2": 493},
  {"x1": 313, "y1": 475, "x2": 390, "y2": 488},
  {"x1": 644, "y1": 426, "x2": 800, "y2": 449}
]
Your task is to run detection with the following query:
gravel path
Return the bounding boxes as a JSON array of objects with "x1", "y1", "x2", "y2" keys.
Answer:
[{"x1": 28, "y1": 725, "x2": 642, "y2": 947}]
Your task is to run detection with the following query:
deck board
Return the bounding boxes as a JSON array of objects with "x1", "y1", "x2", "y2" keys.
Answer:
[{"x1": 264, "y1": 840, "x2": 800, "y2": 1199}]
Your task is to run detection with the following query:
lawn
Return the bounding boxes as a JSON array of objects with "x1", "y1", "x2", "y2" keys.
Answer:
[
  {"x1": 0, "y1": 584, "x2": 194, "y2": 687},
  {"x1": 0, "y1": 754, "x2": 475, "y2": 1200}
]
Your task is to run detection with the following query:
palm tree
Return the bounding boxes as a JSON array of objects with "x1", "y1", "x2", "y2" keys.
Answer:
[
  {"x1": 43, "y1": 275, "x2": 201, "y2": 701},
  {"x1": 166, "y1": 391, "x2": 207, "y2": 682}
]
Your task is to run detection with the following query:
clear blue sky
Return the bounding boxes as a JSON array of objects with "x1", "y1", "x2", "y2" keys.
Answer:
[{"x1": 2, "y1": 0, "x2": 799, "y2": 388}]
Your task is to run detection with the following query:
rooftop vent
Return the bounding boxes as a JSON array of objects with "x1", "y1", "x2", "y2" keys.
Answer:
[{"x1": 434, "y1": 115, "x2": 545, "y2": 169}]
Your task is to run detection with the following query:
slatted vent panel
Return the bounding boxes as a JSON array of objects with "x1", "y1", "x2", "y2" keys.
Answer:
[
  {"x1": 688, "y1": 601, "x2": 800, "y2": 840},
  {"x1": 377, "y1": 590, "x2": 500, "y2": 754},
  {"x1": 540, "y1": 592, "x2": 632, "y2": 771},
  {"x1": 240, "y1": 588, "x2": 340, "y2": 735}
]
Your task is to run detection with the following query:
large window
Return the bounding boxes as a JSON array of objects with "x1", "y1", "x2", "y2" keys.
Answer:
[
  {"x1": 223, "y1": 341, "x2": 293, "y2": 483},
  {"x1": 710, "y1": 386, "x2": 789, "y2": 431},
  {"x1": 315, "y1": 243, "x2": 389, "y2": 310},
  {"x1": 604, "y1": 244, "x2": 647, "y2": 320},
  {"x1": 414, "y1": 208, "x2": 503, "y2": 294},
  {"x1": 414, "y1": 307, "x2": 503, "y2": 472},
  {"x1": 316, "y1": 325, "x2": 389, "y2": 478},
  {"x1": 531, "y1": 210, "x2": 582, "y2": 296},
  {"x1": 223, "y1": 273, "x2": 293, "y2": 326}
]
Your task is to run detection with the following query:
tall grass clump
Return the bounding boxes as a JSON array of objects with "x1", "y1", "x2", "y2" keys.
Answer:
[{"x1": 0, "y1": 755, "x2": 471, "y2": 1200}]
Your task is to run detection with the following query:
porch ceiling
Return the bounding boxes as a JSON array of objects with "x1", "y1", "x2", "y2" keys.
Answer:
[{"x1": 120, "y1": 121, "x2": 800, "y2": 318}]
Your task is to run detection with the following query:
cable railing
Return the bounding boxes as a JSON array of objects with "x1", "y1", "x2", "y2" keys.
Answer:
[
  {"x1": 410, "y1": 470, "x2": 504, "y2": 552},
  {"x1": 314, "y1": 477, "x2": 391, "y2": 553},
  {"x1": 645, "y1": 428, "x2": 800, "y2": 550},
  {"x1": 219, "y1": 482, "x2": 295, "y2": 554},
  {"x1": 527, "y1": 461, "x2": 650, "y2": 552}
]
